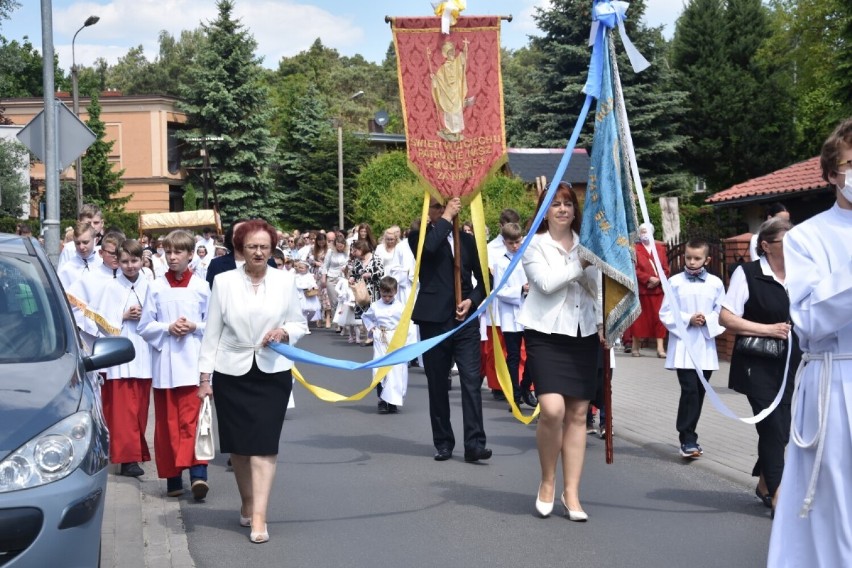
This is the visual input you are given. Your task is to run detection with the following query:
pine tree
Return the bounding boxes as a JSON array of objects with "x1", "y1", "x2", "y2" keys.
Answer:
[
  {"x1": 509, "y1": 0, "x2": 689, "y2": 194},
  {"x1": 178, "y1": 0, "x2": 278, "y2": 221},
  {"x1": 82, "y1": 94, "x2": 128, "y2": 212},
  {"x1": 275, "y1": 85, "x2": 371, "y2": 229},
  {"x1": 671, "y1": 0, "x2": 795, "y2": 190}
]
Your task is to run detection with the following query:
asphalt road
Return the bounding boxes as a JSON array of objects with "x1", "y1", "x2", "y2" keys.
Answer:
[{"x1": 179, "y1": 329, "x2": 771, "y2": 568}]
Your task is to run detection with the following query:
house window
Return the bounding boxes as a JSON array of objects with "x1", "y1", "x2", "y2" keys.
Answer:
[
  {"x1": 168, "y1": 185, "x2": 184, "y2": 212},
  {"x1": 167, "y1": 126, "x2": 181, "y2": 175}
]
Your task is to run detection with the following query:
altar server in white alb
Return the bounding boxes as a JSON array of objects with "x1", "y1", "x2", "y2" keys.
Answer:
[
  {"x1": 768, "y1": 118, "x2": 852, "y2": 567},
  {"x1": 65, "y1": 231, "x2": 122, "y2": 350},
  {"x1": 90, "y1": 239, "x2": 152, "y2": 478},
  {"x1": 658, "y1": 239, "x2": 726, "y2": 460},
  {"x1": 137, "y1": 230, "x2": 210, "y2": 501},
  {"x1": 362, "y1": 276, "x2": 408, "y2": 414},
  {"x1": 56, "y1": 220, "x2": 102, "y2": 290}
]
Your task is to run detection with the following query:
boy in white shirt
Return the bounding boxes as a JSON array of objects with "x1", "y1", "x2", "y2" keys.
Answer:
[
  {"x1": 492, "y1": 223, "x2": 536, "y2": 408},
  {"x1": 57, "y1": 221, "x2": 102, "y2": 290},
  {"x1": 91, "y1": 239, "x2": 153, "y2": 478},
  {"x1": 659, "y1": 239, "x2": 727, "y2": 459},
  {"x1": 137, "y1": 230, "x2": 210, "y2": 500},
  {"x1": 362, "y1": 276, "x2": 407, "y2": 414}
]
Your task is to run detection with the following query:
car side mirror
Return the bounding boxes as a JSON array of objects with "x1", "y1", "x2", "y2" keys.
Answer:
[{"x1": 83, "y1": 337, "x2": 136, "y2": 372}]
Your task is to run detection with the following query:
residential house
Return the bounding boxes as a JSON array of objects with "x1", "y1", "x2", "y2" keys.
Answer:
[{"x1": 2, "y1": 93, "x2": 188, "y2": 215}]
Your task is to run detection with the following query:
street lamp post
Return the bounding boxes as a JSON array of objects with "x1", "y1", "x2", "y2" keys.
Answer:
[
  {"x1": 337, "y1": 90, "x2": 364, "y2": 230},
  {"x1": 71, "y1": 15, "x2": 99, "y2": 214}
]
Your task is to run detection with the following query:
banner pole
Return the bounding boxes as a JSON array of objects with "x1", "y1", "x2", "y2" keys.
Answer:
[
  {"x1": 453, "y1": 216, "x2": 463, "y2": 315},
  {"x1": 603, "y1": 276, "x2": 614, "y2": 464}
]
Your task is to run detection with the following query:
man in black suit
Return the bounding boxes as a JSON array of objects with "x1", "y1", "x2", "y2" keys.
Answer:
[{"x1": 409, "y1": 196, "x2": 491, "y2": 462}]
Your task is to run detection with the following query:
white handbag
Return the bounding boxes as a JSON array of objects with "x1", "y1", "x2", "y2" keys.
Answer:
[{"x1": 194, "y1": 397, "x2": 215, "y2": 460}]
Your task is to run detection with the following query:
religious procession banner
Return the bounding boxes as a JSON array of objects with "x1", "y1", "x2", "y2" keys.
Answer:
[
  {"x1": 391, "y1": 16, "x2": 506, "y2": 201},
  {"x1": 577, "y1": 36, "x2": 641, "y2": 343}
]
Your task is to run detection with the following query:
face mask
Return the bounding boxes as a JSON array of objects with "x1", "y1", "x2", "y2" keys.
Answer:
[
  {"x1": 639, "y1": 235, "x2": 651, "y2": 245},
  {"x1": 842, "y1": 171, "x2": 852, "y2": 203},
  {"x1": 157, "y1": 248, "x2": 164, "y2": 256},
  {"x1": 685, "y1": 266, "x2": 705, "y2": 277}
]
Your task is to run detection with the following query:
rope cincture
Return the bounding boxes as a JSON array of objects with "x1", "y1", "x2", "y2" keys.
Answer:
[{"x1": 789, "y1": 352, "x2": 852, "y2": 517}]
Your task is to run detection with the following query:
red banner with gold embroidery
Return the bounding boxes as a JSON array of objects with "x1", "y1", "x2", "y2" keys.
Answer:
[{"x1": 391, "y1": 16, "x2": 506, "y2": 200}]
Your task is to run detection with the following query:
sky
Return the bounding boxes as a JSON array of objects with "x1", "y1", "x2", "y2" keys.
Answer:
[{"x1": 5, "y1": 1, "x2": 683, "y2": 73}]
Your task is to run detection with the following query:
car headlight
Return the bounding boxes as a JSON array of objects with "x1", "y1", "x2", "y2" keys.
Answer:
[{"x1": 0, "y1": 411, "x2": 93, "y2": 493}]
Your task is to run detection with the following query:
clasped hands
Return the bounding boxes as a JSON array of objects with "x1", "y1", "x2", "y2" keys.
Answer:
[
  {"x1": 169, "y1": 317, "x2": 196, "y2": 337},
  {"x1": 262, "y1": 327, "x2": 289, "y2": 346}
]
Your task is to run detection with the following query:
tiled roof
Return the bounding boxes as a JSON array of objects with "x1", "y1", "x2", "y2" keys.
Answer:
[
  {"x1": 705, "y1": 156, "x2": 828, "y2": 204},
  {"x1": 506, "y1": 148, "x2": 591, "y2": 185}
]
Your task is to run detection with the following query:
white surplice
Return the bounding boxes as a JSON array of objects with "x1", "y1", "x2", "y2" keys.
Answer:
[
  {"x1": 65, "y1": 262, "x2": 115, "y2": 350},
  {"x1": 137, "y1": 273, "x2": 209, "y2": 389},
  {"x1": 768, "y1": 203, "x2": 852, "y2": 567},
  {"x1": 90, "y1": 272, "x2": 152, "y2": 380},
  {"x1": 492, "y1": 252, "x2": 527, "y2": 333},
  {"x1": 362, "y1": 298, "x2": 408, "y2": 406},
  {"x1": 659, "y1": 272, "x2": 726, "y2": 371}
]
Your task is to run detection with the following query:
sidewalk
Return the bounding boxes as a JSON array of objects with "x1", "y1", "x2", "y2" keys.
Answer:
[
  {"x1": 99, "y1": 348, "x2": 760, "y2": 567},
  {"x1": 100, "y1": 403, "x2": 195, "y2": 568}
]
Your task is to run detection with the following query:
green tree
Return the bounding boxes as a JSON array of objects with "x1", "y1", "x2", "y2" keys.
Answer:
[
  {"x1": 353, "y1": 151, "x2": 536, "y2": 237},
  {"x1": 276, "y1": 84, "x2": 372, "y2": 229},
  {"x1": 0, "y1": 36, "x2": 64, "y2": 98},
  {"x1": 353, "y1": 150, "x2": 419, "y2": 229},
  {"x1": 103, "y1": 30, "x2": 206, "y2": 96},
  {"x1": 179, "y1": 0, "x2": 278, "y2": 221},
  {"x1": 760, "y1": 0, "x2": 849, "y2": 157},
  {"x1": 671, "y1": 0, "x2": 795, "y2": 190},
  {"x1": 182, "y1": 182, "x2": 199, "y2": 211},
  {"x1": 82, "y1": 94, "x2": 129, "y2": 212},
  {"x1": 508, "y1": 0, "x2": 689, "y2": 195},
  {"x1": 0, "y1": 136, "x2": 28, "y2": 217},
  {"x1": 0, "y1": 0, "x2": 20, "y2": 25}
]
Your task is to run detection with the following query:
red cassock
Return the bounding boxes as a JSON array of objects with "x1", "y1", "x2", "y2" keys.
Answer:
[
  {"x1": 482, "y1": 327, "x2": 527, "y2": 392},
  {"x1": 101, "y1": 378, "x2": 152, "y2": 463},
  {"x1": 152, "y1": 385, "x2": 207, "y2": 478},
  {"x1": 629, "y1": 241, "x2": 670, "y2": 339}
]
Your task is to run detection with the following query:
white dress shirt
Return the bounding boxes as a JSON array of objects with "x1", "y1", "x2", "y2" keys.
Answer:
[{"x1": 517, "y1": 231, "x2": 602, "y2": 336}]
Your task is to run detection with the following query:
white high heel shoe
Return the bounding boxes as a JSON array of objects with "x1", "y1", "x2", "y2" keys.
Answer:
[
  {"x1": 561, "y1": 493, "x2": 588, "y2": 522},
  {"x1": 535, "y1": 483, "x2": 554, "y2": 517},
  {"x1": 250, "y1": 523, "x2": 269, "y2": 544}
]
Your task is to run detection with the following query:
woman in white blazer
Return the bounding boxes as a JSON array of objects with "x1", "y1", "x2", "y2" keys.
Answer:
[
  {"x1": 517, "y1": 182, "x2": 603, "y2": 523},
  {"x1": 198, "y1": 219, "x2": 307, "y2": 544}
]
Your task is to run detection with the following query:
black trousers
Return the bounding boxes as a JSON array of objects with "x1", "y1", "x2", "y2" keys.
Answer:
[
  {"x1": 747, "y1": 394, "x2": 791, "y2": 497},
  {"x1": 503, "y1": 331, "x2": 524, "y2": 401},
  {"x1": 418, "y1": 319, "x2": 486, "y2": 453},
  {"x1": 676, "y1": 369, "x2": 712, "y2": 445}
]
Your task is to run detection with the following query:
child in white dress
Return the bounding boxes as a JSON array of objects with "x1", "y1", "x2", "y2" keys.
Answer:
[
  {"x1": 333, "y1": 268, "x2": 359, "y2": 342},
  {"x1": 361, "y1": 276, "x2": 408, "y2": 414},
  {"x1": 294, "y1": 259, "x2": 321, "y2": 330}
]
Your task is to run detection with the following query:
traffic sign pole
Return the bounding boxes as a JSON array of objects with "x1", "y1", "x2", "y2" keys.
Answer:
[{"x1": 40, "y1": 0, "x2": 60, "y2": 265}]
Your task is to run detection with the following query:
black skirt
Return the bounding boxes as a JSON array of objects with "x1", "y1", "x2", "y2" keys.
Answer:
[
  {"x1": 524, "y1": 328, "x2": 600, "y2": 400},
  {"x1": 212, "y1": 360, "x2": 293, "y2": 455}
]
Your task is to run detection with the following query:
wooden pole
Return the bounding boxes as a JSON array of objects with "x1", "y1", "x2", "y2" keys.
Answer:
[
  {"x1": 453, "y1": 216, "x2": 463, "y2": 315},
  {"x1": 602, "y1": 276, "x2": 614, "y2": 464}
]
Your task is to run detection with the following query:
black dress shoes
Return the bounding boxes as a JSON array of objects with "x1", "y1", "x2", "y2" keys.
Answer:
[
  {"x1": 464, "y1": 448, "x2": 493, "y2": 462},
  {"x1": 120, "y1": 462, "x2": 144, "y2": 477},
  {"x1": 434, "y1": 448, "x2": 452, "y2": 461},
  {"x1": 521, "y1": 390, "x2": 539, "y2": 408}
]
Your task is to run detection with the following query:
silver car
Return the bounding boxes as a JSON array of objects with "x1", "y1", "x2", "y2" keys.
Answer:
[{"x1": 0, "y1": 234, "x2": 134, "y2": 567}]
